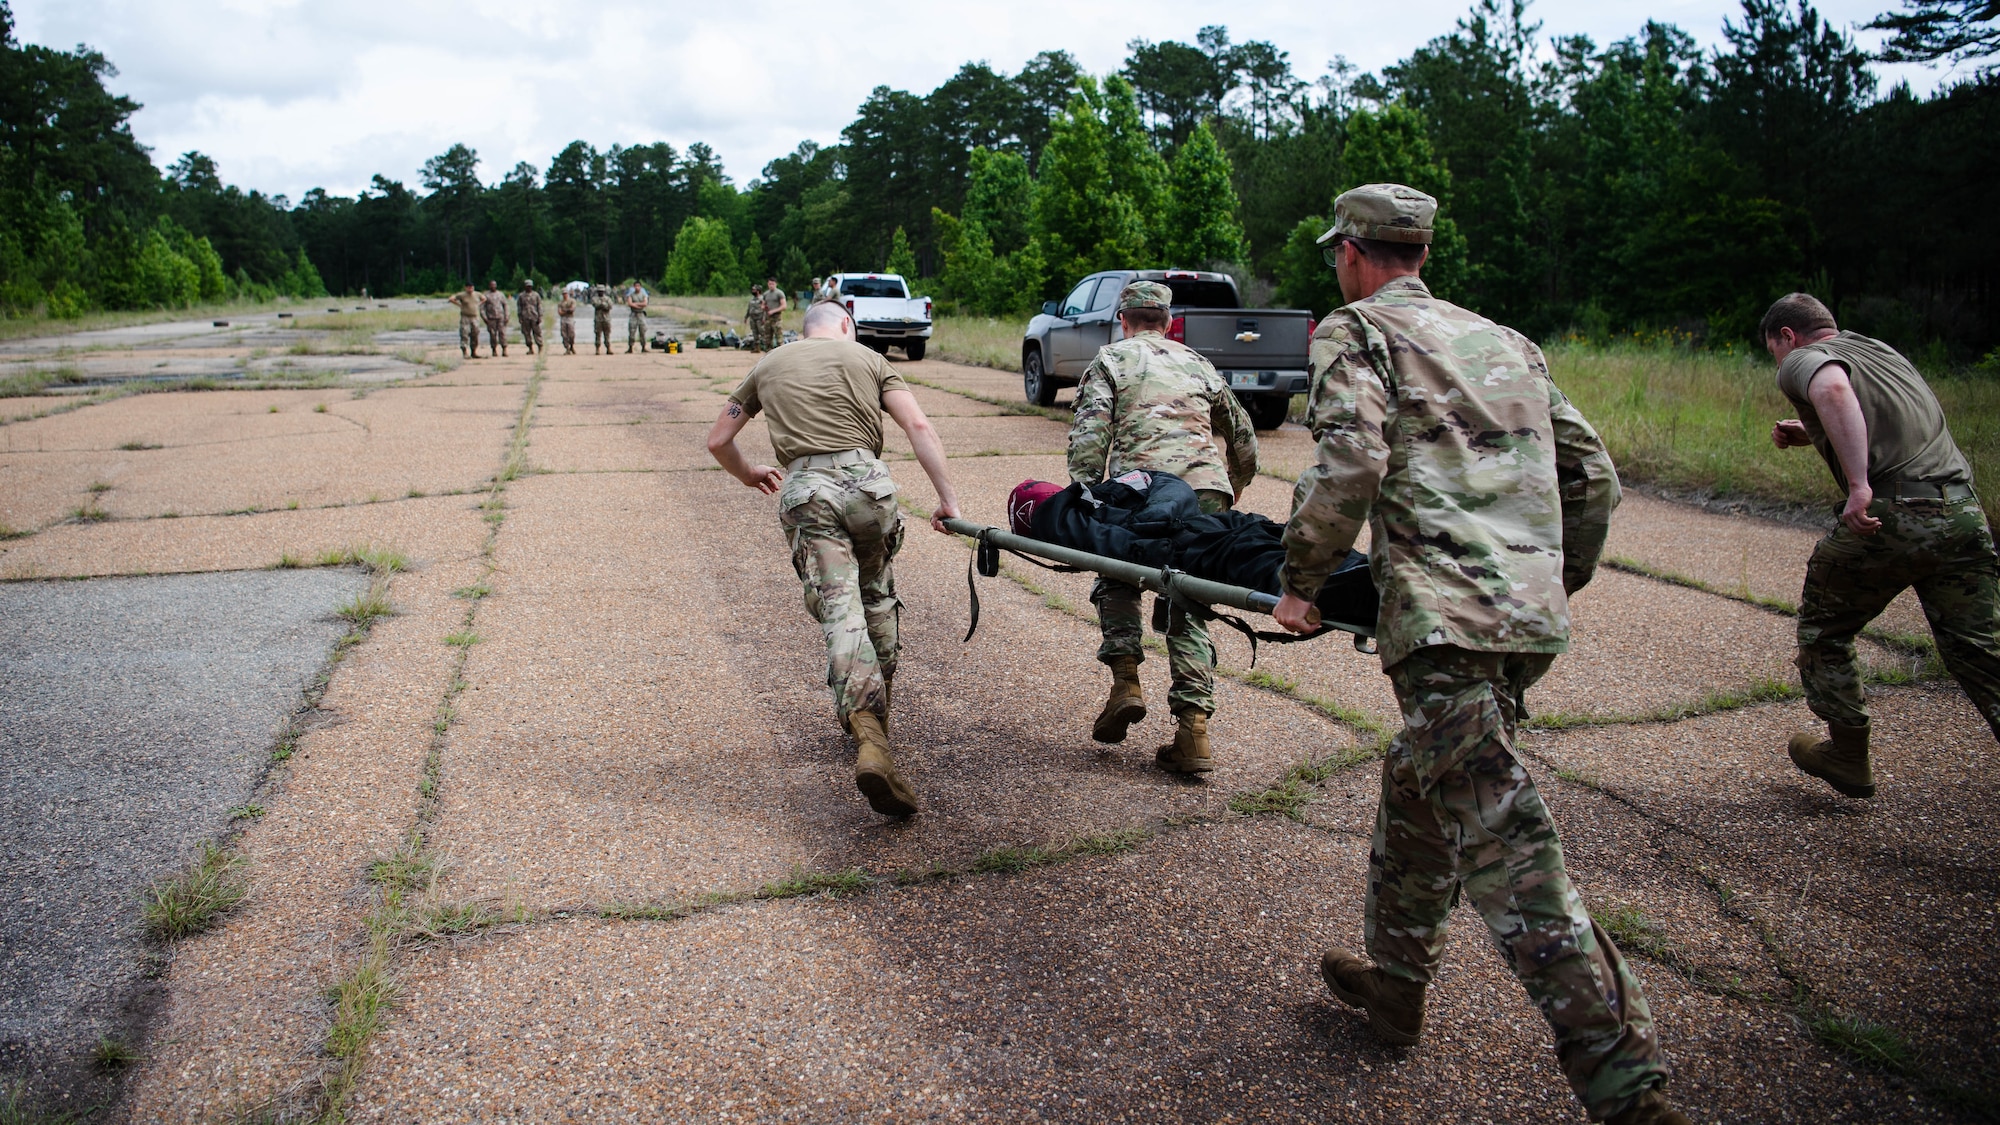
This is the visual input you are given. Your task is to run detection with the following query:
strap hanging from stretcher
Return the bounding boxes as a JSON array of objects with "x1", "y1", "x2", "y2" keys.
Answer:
[{"x1": 963, "y1": 529, "x2": 1083, "y2": 643}]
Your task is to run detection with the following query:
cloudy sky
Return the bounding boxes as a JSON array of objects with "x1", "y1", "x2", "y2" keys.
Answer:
[{"x1": 15, "y1": 0, "x2": 1953, "y2": 202}]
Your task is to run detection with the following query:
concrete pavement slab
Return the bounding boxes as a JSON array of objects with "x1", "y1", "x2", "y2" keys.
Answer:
[{"x1": 0, "y1": 568, "x2": 367, "y2": 1113}]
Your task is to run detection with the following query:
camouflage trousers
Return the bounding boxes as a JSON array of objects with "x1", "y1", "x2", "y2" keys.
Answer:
[
  {"x1": 483, "y1": 317, "x2": 506, "y2": 350},
  {"x1": 778, "y1": 456, "x2": 903, "y2": 722},
  {"x1": 762, "y1": 316, "x2": 783, "y2": 352},
  {"x1": 1368, "y1": 645, "x2": 1667, "y2": 1121},
  {"x1": 747, "y1": 315, "x2": 766, "y2": 351},
  {"x1": 1094, "y1": 489, "x2": 1230, "y2": 715},
  {"x1": 519, "y1": 316, "x2": 542, "y2": 353},
  {"x1": 559, "y1": 316, "x2": 575, "y2": 353},
  {"x1": 1798, "y1": 492, "x2": 2000, "y2": 738},
  {"x1": 593, "y1": 314, "x2": 611, "y2": 351},
  {"x1": 457, "y1": 317, "x2": 480, "y2": 355},
  {"x1": 627, "y1": 310, "x2": 647, "y2": 348}
]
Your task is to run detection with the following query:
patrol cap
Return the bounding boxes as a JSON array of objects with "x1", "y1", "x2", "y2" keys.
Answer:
[
  {"x1": 1316, "y1": 183, "x2": 1436, "y2": 246},
  {"x1": 1117, "y1": 279, "x2": 1173, "y2": 313}
]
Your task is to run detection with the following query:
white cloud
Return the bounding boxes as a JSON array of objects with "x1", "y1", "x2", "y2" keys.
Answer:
[{"x1": 14, "y1": 0, "x2": 1944, "y2": 199}]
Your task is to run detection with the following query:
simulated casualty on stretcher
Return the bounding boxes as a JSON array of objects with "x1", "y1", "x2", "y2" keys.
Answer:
[{"x1": 942, "y1": 469, "x2": 1379, "y2": 653}]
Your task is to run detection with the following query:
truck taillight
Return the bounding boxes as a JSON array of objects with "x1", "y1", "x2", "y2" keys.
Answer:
[
  {"x1": 1167, "y1": 315, "x2": 1186, "y2": 343},
  {"x1": 844, "y1": 299, "x2": 854, "y2": 314},
  {"x1": 924, "y1": 299, "x2": 932, "y2": 319}
]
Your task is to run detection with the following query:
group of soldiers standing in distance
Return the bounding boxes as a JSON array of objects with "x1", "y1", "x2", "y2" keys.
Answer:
[
  {"x1": 743, "y1": 277, "x2": 791, "y2": 352},
  {"x1": 445, "y1": 279, "x2": 651, "y2": 358},
  {"x1": 707, "y1": 178, "x2": 2000, "y2": 1125}
]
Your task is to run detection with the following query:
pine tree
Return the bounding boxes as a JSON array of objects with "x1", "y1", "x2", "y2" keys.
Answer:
[
  {"x1": 1163, "y1": 121, "x2": 1247, "y2": 268},
  {"x1": 1101, "y1": 76, "x2": 1169, "y2": 258},
  {"x1": 1034, "y1": 78, "x2": 1153, "y2": 284},
  {"x1": 884, "y1": 226, "x2": 918, "y2": 277}
]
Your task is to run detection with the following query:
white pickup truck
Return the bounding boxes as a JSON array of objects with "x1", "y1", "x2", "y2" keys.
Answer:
[{"x1": 832, "y1": 273, "x2": 932, "y2": 360}]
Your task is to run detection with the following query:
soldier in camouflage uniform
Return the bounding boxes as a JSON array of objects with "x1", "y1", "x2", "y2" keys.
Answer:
[
  {"x1": 480, "y1": 280, "x2": 510, "y2": 357},
  {"x1": 745, "y1": 286, "x2": 767, "y2": 352},
  {"x1": 1764, "y1": 292, "x2": 2000, "y2": 798},
  {"x1": 556, "y1": 290, "x2": 577, "y2": 355},
  {"x1": 760, "y1": 277, "x2": 788, "y2": 351},
  {"x1": 1068, "y1": 279, "x2": 1258, "y2": 773},
  {"x1": 446, "y1": 283, "x2": 482, "y2": 358},
  {"x1": 516, "y1": 280, "x2": 543, "y2": 355},
  {"x1": 590, "y1": 284, "x2": 614, "y2": 355},
  {"x1": 625, "y1": 283, "x2": 649, "y2": 353},
  {"x1": 1273, "y1": 185, "x2": 1686, "y2": 1125},
  {"x1": 707, "y1": 300, "x2": 964, "y2": 817}
]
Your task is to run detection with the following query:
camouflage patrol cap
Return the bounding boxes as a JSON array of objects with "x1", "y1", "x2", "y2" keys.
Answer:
[
  {"x1": 1117, "y1": 280, "x2": 1173, "y2": 312},
  {"x1": 1316, "y1": 183, "x2": 1437, "y2": 246}
]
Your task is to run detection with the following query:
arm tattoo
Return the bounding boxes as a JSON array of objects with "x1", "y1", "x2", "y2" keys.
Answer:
[{"x1": 727, "y1": 403, "x2": 742, "y2": 418}]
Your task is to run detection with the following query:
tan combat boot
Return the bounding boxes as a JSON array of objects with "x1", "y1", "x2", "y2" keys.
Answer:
[
  {"x1": 1603, "y1": 1088, "x2": 1693, "y2": 1125},
  {"x1": 847, "y1": 710, "x2": 917, "y2": 817},
  {"x1": 1788, "y1": 719, "x2": 1874, "y2": 798},
  {"x1": 1320, "y1": 948, "x2": 1426, "y2": 1045},
  {"x1": 1154, "y1": 707, "x2": 1214, "y2": 773},
  {"x1": 1091, "y1": 655, "x2": 1147, "y2": 743}
]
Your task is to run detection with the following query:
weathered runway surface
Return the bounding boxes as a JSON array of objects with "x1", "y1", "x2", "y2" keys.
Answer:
[{"x1": 0, "y1": 308, "x2": 1992, "y2": 1123}]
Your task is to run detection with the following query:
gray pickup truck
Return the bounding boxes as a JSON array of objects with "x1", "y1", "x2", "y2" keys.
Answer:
[{"x1": 1020, "y1": 268, "x2": 1314, "y2": 430}]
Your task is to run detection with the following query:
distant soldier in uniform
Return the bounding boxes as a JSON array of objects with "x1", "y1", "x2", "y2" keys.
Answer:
[
  {"x1": 516, "y1": 279, "x2": 543, "y2": 355},
  {"x1": 447, "y1": 282, "x2": 482, "y2": 358},
  {"x1": 625, "y1": 281, "x2": 650, "y2": 353},
  {"x1": 815, "y1": 276, "x2": 840, "y2": 304},
  {"x1": 590, "y1": 284, "x2": 614, "y2": 354},
  {"x1": 1067, "y1": 279, "x2": 1257, "y2": 773},
  {"x1": 705, "y1": 300, "x2": 964, "y2": 817},
  {"x1": 759, "y1": 276, "x2": 788, "y2": 351},
  {"x1": 745, "y1": 285, "x2": 767, "y2": 352},
  {"x1": 480, "y1": 280, "x2": 510, "y2": 357},
  {"x1": 556, "y1": 290, "x2": 577, "y2": 355},
  {"x1": 1273, "y1": 184, "x2": 1686, "y2": 1125},
  {"x1": 1764, "y1": 293, "x2": 2000, "y2": 797}
]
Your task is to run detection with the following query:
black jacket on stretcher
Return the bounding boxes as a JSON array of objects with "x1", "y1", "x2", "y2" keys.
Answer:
[{"x1": 1027, "y1": 471, "x2": 1378, "y2": 633}]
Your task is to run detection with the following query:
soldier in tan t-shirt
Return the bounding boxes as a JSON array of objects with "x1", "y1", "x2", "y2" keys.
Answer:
[
  {"x1": 1765, "y1": 291, "x2": 2000, "y2": 799},
  {"x1": 706, "y1": 300, "x2": 962, "y2": 817}
]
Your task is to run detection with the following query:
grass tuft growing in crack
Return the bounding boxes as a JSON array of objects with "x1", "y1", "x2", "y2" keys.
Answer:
[
  {"x1": 91, "y1": 1035, "x2": 139, "y2": 1072},
  {"x1": 142, "y1": 841, "x2": 248, "y2": 940},
  {"x1": 761, "y1": 867, "x2": 870, "y2": 899},
  {"x1": 1592, "y1": 903, "x2": 1672, "y2": 960},
  {"x1": 335, "y1": 587, "x2": 393, "y2": 626}
]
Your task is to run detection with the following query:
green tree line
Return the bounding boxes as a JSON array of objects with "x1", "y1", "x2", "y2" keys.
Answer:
[{"x1": 4, "y1": 0, "x2": 1995, "y2": 358}]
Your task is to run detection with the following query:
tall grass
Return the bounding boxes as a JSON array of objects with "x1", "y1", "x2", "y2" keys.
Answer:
[{"x1": 1549, "y1": 339, "x2": 2000, "y2": 524}]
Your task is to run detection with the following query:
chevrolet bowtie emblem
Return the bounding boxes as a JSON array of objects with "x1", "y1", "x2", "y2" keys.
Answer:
[{"x1": 1235, "y1": 331, "x2": 1261, "y2": 343}]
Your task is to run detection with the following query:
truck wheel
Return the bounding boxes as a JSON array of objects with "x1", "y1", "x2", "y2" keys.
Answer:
[
  {"x1": 1023, "y1": 346, "x2": 1057, "y2": 406},
  {"x1": 903, "y1": 338, "x2": 927, "y2": 361},
  {"x1": 1246, "y1": 394, "x2": 1291, "y2": 431}
]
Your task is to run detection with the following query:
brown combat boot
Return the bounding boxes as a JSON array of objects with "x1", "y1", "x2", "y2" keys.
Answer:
[
  {"x1": 847, "y1": 710, "x2": 917, "y2": 817},
  {"x1": 1788, "y1": 719, "x2": 1874, "y2": 798},
  {"x1": 1320, "y1": 948, "x2": 1426, "y2": 1045},
  {"x1": 1603, "y1": 1088, "x2": 1692, "y2": 1125},
  {"x1": 1155, "y1": 707, "x2": 1214, "y2": 773},
  {"x1": 1092, "y1": 655, "x2": 1147, "y2": 743}
]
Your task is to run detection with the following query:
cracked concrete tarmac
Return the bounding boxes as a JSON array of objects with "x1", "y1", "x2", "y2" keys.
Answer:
[{"x1": 0, "y1": 321, "x2": 1992, "y2": 1123}]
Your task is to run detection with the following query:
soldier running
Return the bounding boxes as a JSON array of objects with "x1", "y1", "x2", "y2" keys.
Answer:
[
  {"x1": 516, "y1": 279, "x2": 543, "y2": 355},
  {"x1": 705, "y1": 300, "x2": 963, "y2": 817},
  {"x1": 1067, "y1": 279, "x2": 1257, "y2": 773},
  {"x1": 447, "y1": 282, "x2": 481, "y2": 358},
  {"x1": 625, "y1": 281, "x2": 649, "y2": 354},
  {"x1": 480, "y1": 280, "x2": 510, "y2": 357},
  {"x1": 1273, "y1": 184, "x2": 1688, "y2": 1125},
  {"x1": 590, "y1": 284, "x2": 614, "y2": 354},
  {"x1": 1764, "y1": 292, "x2": 2000, "y2": 797},
  {"x1": 556, "y1": 290, "x2": 577, "y2": 355},
  {"x1": 759, "y1": 276, "x2": 788, "y2": 351}
]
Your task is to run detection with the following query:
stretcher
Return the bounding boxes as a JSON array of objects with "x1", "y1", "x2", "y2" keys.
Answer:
[{"x1": 941, "y1": 517, "x2": 1376, "y2": 659}]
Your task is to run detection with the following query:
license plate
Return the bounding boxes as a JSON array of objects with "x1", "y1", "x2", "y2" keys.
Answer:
[{"x1": 1228, "y1": 372, "x2": 1263, "y2": 389}]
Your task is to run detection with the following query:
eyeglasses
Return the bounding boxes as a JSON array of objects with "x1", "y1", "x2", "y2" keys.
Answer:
[{"x1": 1321, "y1": 238, "x2": 1350, "y2": 268}]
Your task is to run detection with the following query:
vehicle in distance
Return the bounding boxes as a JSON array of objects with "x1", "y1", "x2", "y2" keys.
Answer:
[
  {"x1": 833, "y1": 273, "x2": 932, "y2": 361},
  {"x1": 1020, "y1": 269, "x2": 1313, "y2": 430}
]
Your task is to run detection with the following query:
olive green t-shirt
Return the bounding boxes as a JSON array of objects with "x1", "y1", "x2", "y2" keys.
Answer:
[
  {"x1": 1776, "y1": 330, "x2": 1972, "y2": 492},
  {"x1": 728, "y1": 337, "x2": 906, "y2": 467}
]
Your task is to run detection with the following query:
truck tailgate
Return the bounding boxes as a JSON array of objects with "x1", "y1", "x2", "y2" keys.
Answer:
[{"x1": 1180, "y1": 310, "x2": 1312, "y2": 370}]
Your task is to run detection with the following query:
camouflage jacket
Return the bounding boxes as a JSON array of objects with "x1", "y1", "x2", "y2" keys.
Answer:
[
  {"x1": 556, "y1": 296, "x2": 576, "y2": 319},
  {"x1": 746, "y1": 297, "x2": 766, "y2": 323},
  {"x1": 590, "y1": 291, "x2": 614, "y2": 317},
  {"x1": 1066, "y1": 331, "x2": 1258, "y2": 498},
  {"x1": 516, "y1": 289, "x2": 542, "y2": 320},
  {"x1": 1279, "y1": 276, "x2": 1620, "y2": 668}
]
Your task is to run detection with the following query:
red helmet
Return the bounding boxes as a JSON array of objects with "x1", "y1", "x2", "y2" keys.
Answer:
[{"x1": 1008, "y1": 480, "x2": 1062, "y2": 536}]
